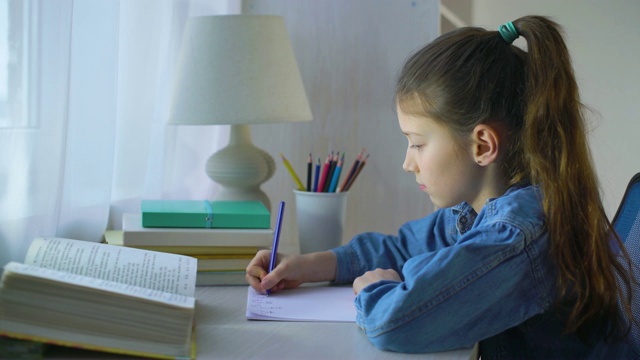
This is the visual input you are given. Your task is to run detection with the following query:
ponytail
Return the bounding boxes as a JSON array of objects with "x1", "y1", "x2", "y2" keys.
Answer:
[{"x1": 512, "y1": 16, "x2": 634, "y2": 340}]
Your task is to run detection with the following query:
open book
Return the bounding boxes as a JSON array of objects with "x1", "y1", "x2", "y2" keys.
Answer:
[{"x1": 0, "y1": 237, "x2": 197, "y2": 359}]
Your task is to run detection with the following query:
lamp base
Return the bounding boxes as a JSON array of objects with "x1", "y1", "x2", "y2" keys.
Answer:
[{"x1": 205, "y1": 124, "x2": 275, "y2": 210}]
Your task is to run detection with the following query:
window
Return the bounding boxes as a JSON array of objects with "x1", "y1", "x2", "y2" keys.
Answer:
[{"x1": 0, "y1": 0, "x2": 38, "y2": 128}]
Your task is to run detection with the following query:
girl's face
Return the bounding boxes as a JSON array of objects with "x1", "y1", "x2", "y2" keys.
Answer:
[{"x1": 398, "y1": 105, "x2": 484, "y2": 210}]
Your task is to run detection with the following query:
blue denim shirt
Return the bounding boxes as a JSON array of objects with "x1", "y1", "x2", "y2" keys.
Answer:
[{"x1": 332, "y1": 185, "x2": 638, "y2": 358}]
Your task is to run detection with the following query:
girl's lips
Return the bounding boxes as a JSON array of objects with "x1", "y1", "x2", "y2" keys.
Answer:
[{"x1": 419, "y1": 185, "x2": 426, "y2": 191}]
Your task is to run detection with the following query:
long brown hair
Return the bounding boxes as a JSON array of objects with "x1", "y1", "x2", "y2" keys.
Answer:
[{"x1": 396, "y1": 15, "x2": 635, "y2": 341}]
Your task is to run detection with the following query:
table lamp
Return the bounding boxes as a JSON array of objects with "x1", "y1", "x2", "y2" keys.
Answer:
[{"x1": 169, "y1": 15, "x2": 312, "y2": 209}]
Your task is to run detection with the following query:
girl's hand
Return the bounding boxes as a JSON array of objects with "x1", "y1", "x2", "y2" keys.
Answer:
[
  {"x1": 245, "y1": 250, "x2": 301, "y2": 294},
  {"x1": 245, "y1": 249, "x2": 272, "y2": 292},
  {"x1": 245, "y1": 250, "x2": 338, "y2": 295},
  {"x1": 353, "y1": 268, "x2": 401, "y2": 295}
]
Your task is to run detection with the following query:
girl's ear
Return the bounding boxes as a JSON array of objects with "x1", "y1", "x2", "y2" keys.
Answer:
[{"x1": 471, "y1": 124, "x2": 500, "y2": 166}]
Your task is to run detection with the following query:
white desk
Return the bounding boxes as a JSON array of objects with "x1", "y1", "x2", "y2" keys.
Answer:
[
  {"x1": 43, "y1": 285, "x2": 476, "y2": 359},
  {"x1": 195, "y1": 285, "x2": 477, "y2": 360}
]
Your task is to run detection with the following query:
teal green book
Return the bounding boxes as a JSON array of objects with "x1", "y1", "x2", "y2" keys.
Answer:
[{"x1": 141, "y1": 200, "x2": 270, "y2": 229}]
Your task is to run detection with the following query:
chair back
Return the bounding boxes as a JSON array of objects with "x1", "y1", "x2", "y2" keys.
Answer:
[{"x1": 612, "y1": 172, "x2": 640, "y2": 349}]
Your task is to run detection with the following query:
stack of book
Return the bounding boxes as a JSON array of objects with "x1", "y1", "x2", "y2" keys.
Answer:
[{"x1": 106, "y1": 199, "x2": 273, "y2": 286}]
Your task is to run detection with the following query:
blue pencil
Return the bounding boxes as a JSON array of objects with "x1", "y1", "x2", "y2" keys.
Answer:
[
  {"x1": 266, "y1": 201, "x2": 285, "y2": 296},
  {"x1": 312, "y1": 157, "x2": 321, "y2": 192},
  {"x1": 328, "y1": 153, "x2": 345, "y2": 192}
]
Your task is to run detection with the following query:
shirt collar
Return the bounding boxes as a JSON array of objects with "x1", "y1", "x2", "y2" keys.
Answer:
[{"x1": 450, "y1": 182, "x2": 530, "y2": 235}]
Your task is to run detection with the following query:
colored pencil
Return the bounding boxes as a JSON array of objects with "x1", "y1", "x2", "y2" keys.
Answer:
[
  {"x1": 316, "y1": 153, "x2": 332, "y2": 193},
  {"x1": 338, "y1": 148, "x2": 365, "y2": 192},
  {"x1": 343, "y1": 153, "x2": 368, "y2": 191},
  {"x1": 306, "y1": 153, "x2": 312, "y2": 191},
  {"x1": 328, "y1": 153, "x2": 345, "y2": 193},
  {"x1": 280, "y1": 153, "x2": 305, "y2": 191},
  {"x1": 313, "y1": 157, "x2": 321, "y2": 192},
  {"x1": 266, "y1": 201, "x2": 285, "y2": 295},
  {"x1": 323, "y1": 151, "x2": 338, "y2": 192}
]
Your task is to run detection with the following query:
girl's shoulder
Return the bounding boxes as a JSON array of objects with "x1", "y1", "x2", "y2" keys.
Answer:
[
  {"x1": 479, "y1": 184, "x2": 546, "y2": 234},
  {"x1": 499, "y1": 183, "x2": 543, "y2": 207}
]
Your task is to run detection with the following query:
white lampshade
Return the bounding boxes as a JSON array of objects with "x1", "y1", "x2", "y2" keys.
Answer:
[
  {"x1": 169, "y1": 15, "x2": 312, "y2": 209},
  {"x1": 169, "y1": 15, "x2": 312, "y2": 125}
]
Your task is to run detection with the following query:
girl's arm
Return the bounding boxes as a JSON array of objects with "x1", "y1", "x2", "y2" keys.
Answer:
[
  {"x1": 352, "y1": 222, "x2": 554, "y2": 353},
  {"x1": 332, "y1": 208, "x2": 453, "y2": 284}
]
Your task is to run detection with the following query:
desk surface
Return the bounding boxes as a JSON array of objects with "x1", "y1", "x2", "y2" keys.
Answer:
[
  {"x1": 196, "y1": 285, "x2": 477, "y2": 360},
  {"x1": 44, "y1": 285, "x2": 476, "y2": 359}
]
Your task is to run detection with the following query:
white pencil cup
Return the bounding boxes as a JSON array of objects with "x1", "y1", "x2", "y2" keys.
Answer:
[{"x1": 293, "y1": 190, "x2": 349, "y2": 254}]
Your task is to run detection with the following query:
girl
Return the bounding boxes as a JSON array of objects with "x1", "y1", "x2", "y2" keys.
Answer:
[{"x1": 246, "y1": 16, "x2": 638, "y2": 357}]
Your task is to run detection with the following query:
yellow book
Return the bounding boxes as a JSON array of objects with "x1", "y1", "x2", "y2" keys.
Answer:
[
  {"x1": 105, "y1": 230, "x2": 264, "y2": 256},
  {"x1": 0, "y1": 237, "x2": 197, "y2": 359},
  {"x1": 193, "y1": 254, "x2": 254, "y2": 271}
]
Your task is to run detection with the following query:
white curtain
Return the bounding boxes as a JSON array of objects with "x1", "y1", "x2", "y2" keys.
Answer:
[{"x1": 0, "y1": 0, "x2": 239, "y2": 269}]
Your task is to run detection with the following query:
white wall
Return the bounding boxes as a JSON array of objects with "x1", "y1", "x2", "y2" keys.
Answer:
[
  {"x1": 242, "y1": 0, "x2": 440, "y2": 249},
  {"x1": 233, "y1": 0, "x2": 638, "y2": 249},
  {"x1": 472, "y1": 0, "x2": 640, "y2": 217}
]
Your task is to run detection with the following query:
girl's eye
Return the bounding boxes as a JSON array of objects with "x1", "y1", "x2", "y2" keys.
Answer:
[{"x1": 409, "y1": 144, "x2": 423, "y2": 150}]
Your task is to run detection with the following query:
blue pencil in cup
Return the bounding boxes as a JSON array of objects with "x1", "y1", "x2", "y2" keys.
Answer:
[
  {"x1": 328, "y1": 153, "x2": 345, "y2": 193},
  {"x1": 312, "y1": 157, "x2": 321, "y2": 192}
]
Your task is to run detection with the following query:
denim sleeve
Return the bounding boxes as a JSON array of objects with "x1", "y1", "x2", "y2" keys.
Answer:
[
  {"x1": 351, "y1": 221, "x2": 555, "y2": 353},
  {"x1": 331, "y1": 209, "x2": 453, "y2": 284}
]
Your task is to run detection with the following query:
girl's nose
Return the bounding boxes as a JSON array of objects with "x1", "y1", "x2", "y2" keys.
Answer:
[{"x1": 402, "y1": 149, "x2": 415, "y2": 173}]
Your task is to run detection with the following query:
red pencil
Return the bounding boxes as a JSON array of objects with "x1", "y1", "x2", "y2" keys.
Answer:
[{"x1": 316, "y1": 153, "x2": 332, "y2": 193}]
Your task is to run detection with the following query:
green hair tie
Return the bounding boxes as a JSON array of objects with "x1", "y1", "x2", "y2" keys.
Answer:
[{"x1": 498, "y1": 21, "x2": 519, "y2": 44}]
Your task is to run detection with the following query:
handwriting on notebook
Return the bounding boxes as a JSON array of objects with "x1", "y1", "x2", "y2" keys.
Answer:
[
  {"x1": 249, "y1": 296, "x2": 284, "y2": 315},
  {"x1": 246, "y1": 285, "x2": 356, "y2": 322}
]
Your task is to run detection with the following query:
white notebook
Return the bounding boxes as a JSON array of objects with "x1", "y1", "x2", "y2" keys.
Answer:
[{"x1": 246, "y1": 285, "x2": 356, "y2": 322}]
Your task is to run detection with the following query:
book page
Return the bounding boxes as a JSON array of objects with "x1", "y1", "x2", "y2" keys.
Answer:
[
  {"x1": 2, "y1": 262, "x2": 195, "y2": 308},
  {"x1": 246, "y1": 285, "x2": 356, "y2": 322},
  {"x1": 23, "y1": 237, "x2": 196, "y2": 297}
]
